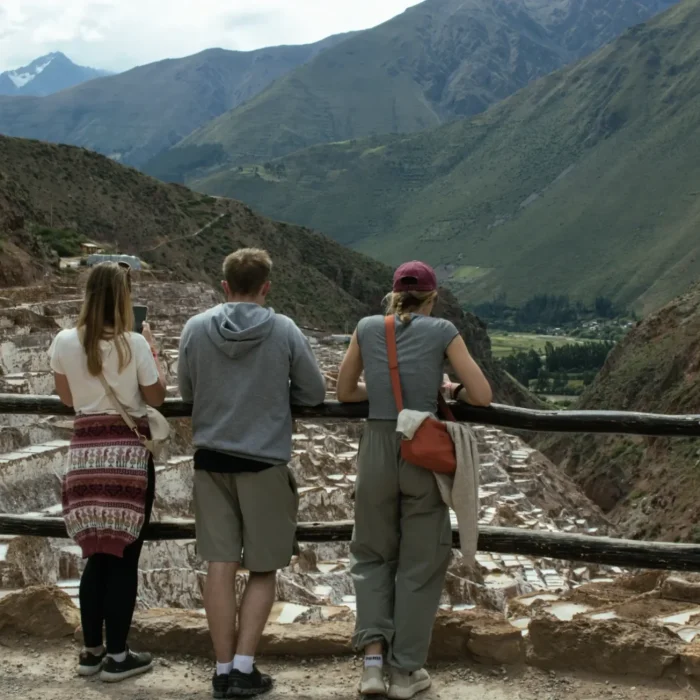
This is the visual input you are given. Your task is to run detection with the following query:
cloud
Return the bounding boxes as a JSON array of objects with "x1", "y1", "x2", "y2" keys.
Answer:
[
  {"x1": 220, "y1": 11, "x2": 275, "y2": 30},
  {"x1": 0, "y1": 0, "x2": 421, "y2": 72}
]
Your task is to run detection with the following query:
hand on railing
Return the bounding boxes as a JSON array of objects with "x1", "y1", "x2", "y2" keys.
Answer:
[
  {"x1": 323, "y1": 371, "x2": 338, "y2": 390},
  {"x1": 441, "y1": 375, "x2": 458, "y2": 401}
]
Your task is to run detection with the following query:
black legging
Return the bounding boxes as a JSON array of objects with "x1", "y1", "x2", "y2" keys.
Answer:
[{"x1": 80, "y1": 460, "x2": 155, "y2": 654}]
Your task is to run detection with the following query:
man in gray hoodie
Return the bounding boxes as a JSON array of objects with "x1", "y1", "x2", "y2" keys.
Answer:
[{"x1": 178, "y1": 248, "x2": 326, "y2": 698}]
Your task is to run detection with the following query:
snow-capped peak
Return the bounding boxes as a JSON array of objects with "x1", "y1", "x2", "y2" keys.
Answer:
[
  {"x1": 0, "y1": 52, "x2": 111, "y2": 97},
  {"x1": 8, "y1": 56, "x2": 56, "y2": 88}
]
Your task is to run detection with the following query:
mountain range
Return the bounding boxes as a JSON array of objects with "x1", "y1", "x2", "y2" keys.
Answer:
[
  {"x1": 144, "y1": 0, "x2": 676, "y2": 180},
  {"x1": 0, "y1": 53, "x2": 110, "y2": 97},
  {"x1": 0, "y1": 36, "x2": 350, "y2": 167},
  {"x1": 0, "y1": 0, "x2": 674, "y2": 174},
  {"x1": 0, "y1": 0, "x2": 690, "y2": 315},
  {"x1": 191, "y1": 0, "x2": 700, "y2": 315}
]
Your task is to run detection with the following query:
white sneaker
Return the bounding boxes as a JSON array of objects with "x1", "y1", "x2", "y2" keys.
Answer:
[
  {"x1": 359, "y1": 666, "x2": 387, "y2": 695},
  {"x1": 387, "y1": 668, "x2": 431, "y2": 699}
]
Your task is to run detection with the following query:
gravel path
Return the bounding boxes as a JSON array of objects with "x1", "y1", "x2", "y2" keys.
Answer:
[{"x1": 1, "y1": 634, "x2": 696, "y2": 700}]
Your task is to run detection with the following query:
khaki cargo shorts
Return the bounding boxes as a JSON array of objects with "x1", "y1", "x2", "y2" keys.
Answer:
[{"x1": 193, "y1": 465, "x2": 299, "y2": 572}]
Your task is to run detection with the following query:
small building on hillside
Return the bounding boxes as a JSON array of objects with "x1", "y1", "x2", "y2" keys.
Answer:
[
  {"x1": 86, "y1": 253, "x2": 142, "y2": 270},
  {"x1": 80, "y1": 242, "x2": 103, "y2": 256}
]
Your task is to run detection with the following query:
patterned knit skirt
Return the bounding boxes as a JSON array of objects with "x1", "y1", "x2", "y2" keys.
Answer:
[{"x1": 63, "y1": 414, "x2": 152, "y2": 558}]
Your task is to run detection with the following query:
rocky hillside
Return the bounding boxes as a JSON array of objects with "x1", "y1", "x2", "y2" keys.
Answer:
[
  {"x1": 0, "y1": 36, "x2": 350, "y2": 167},
  {"x1": 539, "y1": 282, "x2": 700, "y2": 542},
  {"x1": 197, "y1": 0, "x2": 699, "y2": 314},
  {"x1": 0, "y1": 135, "x2": 530, "y2": 406},
  {"x1": 146, "y1": 0, "x2": 675, "y2": 182},
  {"x1": 0, "y1": 135, "x2": 389, "y2": 328}
]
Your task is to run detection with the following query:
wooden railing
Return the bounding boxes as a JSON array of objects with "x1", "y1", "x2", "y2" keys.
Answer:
[
  {"x1": 3, "y1": 394, "x2": 700, "y2": 437},
  {"x1": 2, "y1": 514, "x2": 700, "y2": 572},
  {"x1": 2, "y1": 393, "x2": 700, "y2": 571}
]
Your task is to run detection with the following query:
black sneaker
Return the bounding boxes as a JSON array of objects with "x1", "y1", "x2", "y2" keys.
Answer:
[
  {"x1": 212, "y1": 672, "x2": 230, "y2": 699},
  {"x1": 78, "y1": 649, "x2": 106, "y2": 677},
  {"x1": 228, "y1": 666, "x2": 273, "y2": 697},
  {"x1": 100, "y1": 649, "x2": 153, "y2": 683}
]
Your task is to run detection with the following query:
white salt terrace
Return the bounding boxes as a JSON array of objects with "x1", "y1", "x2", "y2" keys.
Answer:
[{"x1": 6, "y1": 277, "x2": 687, "y2": 638}]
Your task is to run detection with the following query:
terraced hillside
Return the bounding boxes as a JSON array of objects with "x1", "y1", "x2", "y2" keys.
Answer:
[{"x1": 0, "y1": 276, "x2": 609, "y2": 636}]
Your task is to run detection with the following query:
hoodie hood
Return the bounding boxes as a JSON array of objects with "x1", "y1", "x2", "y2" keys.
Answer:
[{"x1": 207, "y1": 303, "x2": 276, "y2": 358}]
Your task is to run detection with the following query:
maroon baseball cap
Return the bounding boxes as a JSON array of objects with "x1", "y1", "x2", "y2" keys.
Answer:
[{"x1": 393, "y1": 261, "x2": 438, "y2": 292}]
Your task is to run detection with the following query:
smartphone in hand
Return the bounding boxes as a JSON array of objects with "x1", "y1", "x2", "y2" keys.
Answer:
[{"x1": 133, "y1": 305, "x2": 148, "y2": 334}]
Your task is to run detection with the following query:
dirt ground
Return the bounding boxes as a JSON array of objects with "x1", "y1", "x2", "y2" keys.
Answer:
[{"x1": 1, "y1": 634, "x2": 698, "y2": 700}]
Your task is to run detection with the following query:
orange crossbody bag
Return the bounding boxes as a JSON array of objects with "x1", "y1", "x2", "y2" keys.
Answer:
[{"x1": 385, "y1": 315, "x2": 457, "y2": 475}]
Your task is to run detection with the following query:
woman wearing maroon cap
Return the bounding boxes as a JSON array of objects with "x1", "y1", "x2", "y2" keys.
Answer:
[{"x1": 336, "y1": 261, "x2": 492, "y2": 698}]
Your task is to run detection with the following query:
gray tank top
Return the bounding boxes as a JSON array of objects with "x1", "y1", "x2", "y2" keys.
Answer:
[{"x1": 357, "y1": 314, "x2": 460, "y2": 420}]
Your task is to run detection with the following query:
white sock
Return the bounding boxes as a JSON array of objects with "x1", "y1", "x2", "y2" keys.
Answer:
[
  {"x1": 216, "y1": 660, "x2": 234, "y2": 676},
  {"x1": 84, "y1": 645, "x2": 104, "y2": 656},
  {"x1": 233, "y1": 655, "x2": 255, "y2": 675},
  {"x1": 108, "y1": 651, "x2": 127, "y2": 663},
  {"x1": 364, "y1": 655, "x2": 383, "y2": 668}
]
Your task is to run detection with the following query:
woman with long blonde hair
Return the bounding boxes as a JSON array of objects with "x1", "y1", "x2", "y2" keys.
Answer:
[
  {"x1": 49, "y1": 262, "x2": 166, "y2": 683},
  {"x1": 336, "y1": 261, "x2": 492, "y2": 699}
]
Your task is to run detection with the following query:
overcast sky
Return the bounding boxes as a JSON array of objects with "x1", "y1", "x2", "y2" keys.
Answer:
[{"x1": 0, "y1": 0, "x2": 422, "y2": 73}]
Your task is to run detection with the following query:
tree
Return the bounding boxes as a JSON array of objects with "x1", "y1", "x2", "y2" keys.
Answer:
[
  {"x1": 535, "y1": 372, "x2": 550, "y2": 393},
  {"x1": 544, "y1": 341, "x2": 614, "y2": 373},
  {"x1": 501, "y1": 349, "x2": 542, "y2": 386}
]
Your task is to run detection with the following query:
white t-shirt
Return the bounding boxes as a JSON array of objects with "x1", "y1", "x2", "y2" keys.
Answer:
[{"x1": 48, "y1": 328, "x2": 159, "y2": 417}]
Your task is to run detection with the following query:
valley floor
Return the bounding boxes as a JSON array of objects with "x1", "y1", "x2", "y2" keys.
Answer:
[{"x1": 0, "y1": 635, "x2": 695, "y2": 700}]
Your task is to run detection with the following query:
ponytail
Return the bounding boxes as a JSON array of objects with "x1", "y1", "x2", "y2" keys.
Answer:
[{"x1": 384, "y1": 291, "x2": 438, "y2": 324}]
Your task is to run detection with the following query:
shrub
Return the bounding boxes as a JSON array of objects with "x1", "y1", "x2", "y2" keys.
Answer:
[{"x1": 35, "y1": 226, "x2": 86, "y2": 257}]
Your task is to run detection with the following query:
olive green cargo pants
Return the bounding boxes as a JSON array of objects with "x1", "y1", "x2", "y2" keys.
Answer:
[{"x1": 350, "y1": 421, "x2": 452, "y2": 672}]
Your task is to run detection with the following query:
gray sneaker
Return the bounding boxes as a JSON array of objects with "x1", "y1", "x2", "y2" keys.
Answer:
[
  {"x1": 358, "y1": 666, "x2": 386, "y2": 695},
  {"x1": 387, "y1": 668, "x2": 431, "y2": 699}
]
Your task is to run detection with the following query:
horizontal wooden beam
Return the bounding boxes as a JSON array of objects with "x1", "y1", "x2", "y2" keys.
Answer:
[
  {"x1": 2, "y1": 393, "x2": 700, "y2": 437},
  {"x1": 2, "y1": 514, "x2": 700, "y2": 572}
]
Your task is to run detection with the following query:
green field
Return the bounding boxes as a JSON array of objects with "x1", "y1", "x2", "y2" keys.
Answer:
[
  {"x1": 489, "y1": 332, "x2": 587, "y2": 359},
  {"x1": 452, "y1": 265, "x2": 492, "y2": 281},
  {"x1": 491, "y1": 331, "x2": 611, "y2": 400}
]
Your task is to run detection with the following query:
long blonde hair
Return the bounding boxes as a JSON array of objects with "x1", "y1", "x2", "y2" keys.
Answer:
[
  {"x1": 385, "y1": 291, "x2": 438, "y2": 324},
  {"x1": 77, "y1": 263, "x2": 134, "y2": 376}
]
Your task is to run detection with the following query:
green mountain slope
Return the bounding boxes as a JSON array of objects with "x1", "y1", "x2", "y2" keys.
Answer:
[
  {"x1": 0, "y1": 36, "x2": 350, "y2": 168},
  {"x1": 0, "y1": 134, "x2": 534, "y2": 407},
  {"x1": 151, "y1": 0, "x2": 675, "y2": 180},
  {"x1": 194, "y1": 0, "x2": 700, "y2": 314}
]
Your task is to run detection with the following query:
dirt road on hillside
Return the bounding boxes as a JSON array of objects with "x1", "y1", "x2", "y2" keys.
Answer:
[{"x1": 1, "y1": 635, "x2": 697, "y2": 700}]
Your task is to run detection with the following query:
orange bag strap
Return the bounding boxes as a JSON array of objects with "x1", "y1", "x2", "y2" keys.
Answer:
[
  {"x1": 385, "y1": 314, "x2": 457, "y2": 422},
  {"x1": 384, "y1": 315, "x2": 404, "y2": 413},
  {"x1": 437, "y1": 392, "x2": 455, "y2": 422}
]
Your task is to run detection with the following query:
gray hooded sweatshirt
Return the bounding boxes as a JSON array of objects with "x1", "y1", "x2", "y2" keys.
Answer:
[{"x1": 178, "y1": 303, "x2": 326, "y2": 465}]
